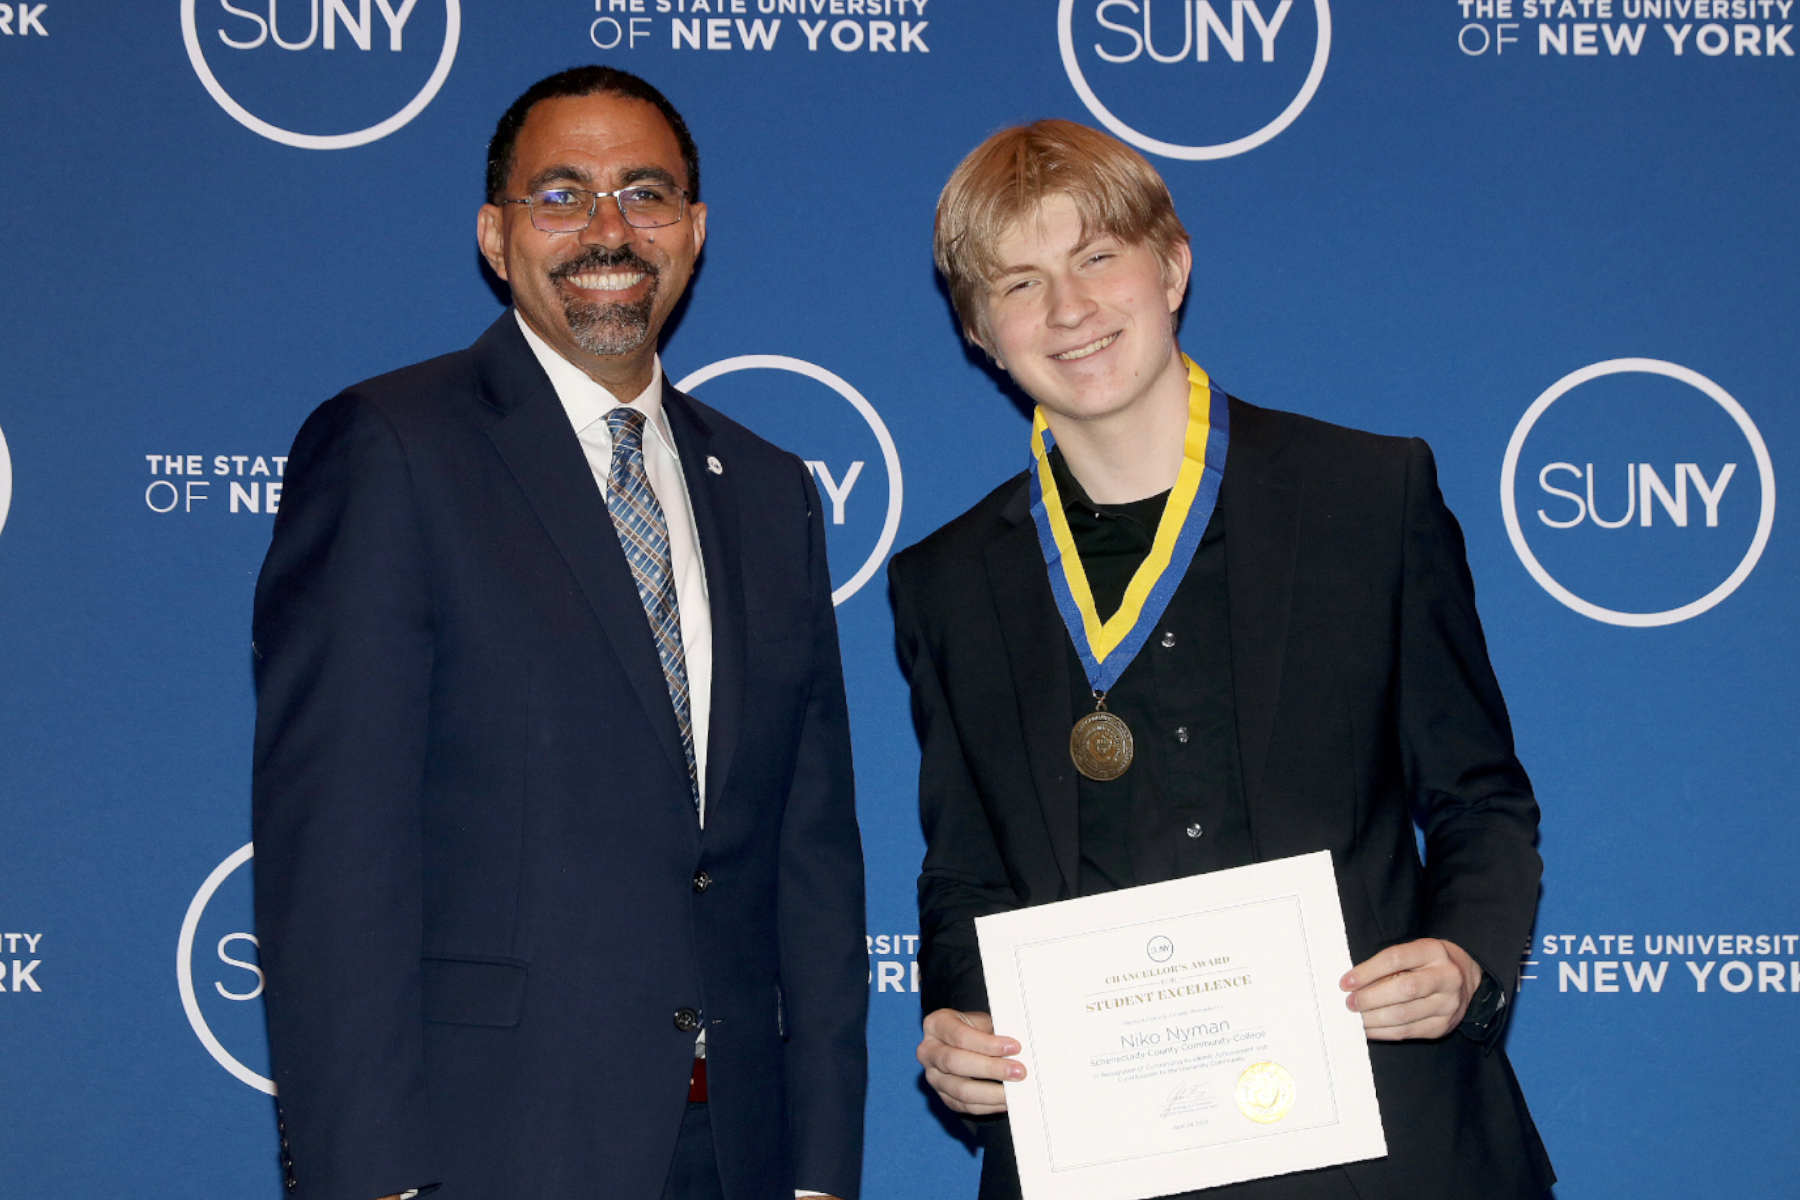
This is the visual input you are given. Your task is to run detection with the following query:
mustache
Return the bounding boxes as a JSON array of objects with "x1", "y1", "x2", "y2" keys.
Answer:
[{"x1": 549, "y1": 245, "x2": 659, "y2": 281}]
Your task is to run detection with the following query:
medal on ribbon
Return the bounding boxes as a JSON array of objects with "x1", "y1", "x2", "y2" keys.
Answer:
[{"x1": 1026, "y1": 356, "x2": 1229, "y2": 781}]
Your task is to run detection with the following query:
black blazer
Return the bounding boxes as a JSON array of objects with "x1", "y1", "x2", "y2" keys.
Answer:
[
  {"x1": 252, "y1": 314, "x2": 868, "y2": 1200},
  {"x1": 890, "y1": 397, "x2": 1552, "y2": 1198}
]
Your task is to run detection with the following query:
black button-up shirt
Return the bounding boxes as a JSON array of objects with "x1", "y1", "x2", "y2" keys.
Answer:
[{"x1": 1048, "y1": 449, "x2": 1253, "y2": 895}]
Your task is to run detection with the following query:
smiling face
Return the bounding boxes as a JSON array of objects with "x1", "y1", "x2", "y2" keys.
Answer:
[
  {"x1": 478, "y1": 91, "x2": 707, "y2": 397},
  {"x1": 979, "y1": 192, "x2": 1191, "y2": 431}
]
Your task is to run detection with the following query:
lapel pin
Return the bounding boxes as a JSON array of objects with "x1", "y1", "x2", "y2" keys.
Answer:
[{"x1": 707, "y1": 456, "x2": 724, "y2": 475}]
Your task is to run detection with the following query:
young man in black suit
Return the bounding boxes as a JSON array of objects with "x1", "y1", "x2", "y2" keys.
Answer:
[{"x1": 890, "y1": 119, "x2": 1552, "y2": 1199}]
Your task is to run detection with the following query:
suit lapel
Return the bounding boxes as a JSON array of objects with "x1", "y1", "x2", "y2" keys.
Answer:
[
  {"x1": 1220, "y1": 398, "x2": 1302, "y2": 847},
  {"x1": 663, "y1": 387, "x2": 746, "y2": 821},
  {"x1": 986, "y1": 480, "x2": 1081, "y2": 896},
  {"x1": 472, "y1": 316, "x2": 694, "y2": 809}
]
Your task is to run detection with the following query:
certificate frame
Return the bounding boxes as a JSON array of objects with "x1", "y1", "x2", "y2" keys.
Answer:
[{"x1": 976, "y1": 851, "x2": 1386, "y2": 1200}]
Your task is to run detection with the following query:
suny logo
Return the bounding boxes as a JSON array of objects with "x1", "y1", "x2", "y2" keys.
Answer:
[
  {"x1": 181, "y1": 0, "x2": 460, "y2": 149},
  {"x1": 1058, "y1": 0, "x2": 1332, "y2": 159},
  {"x1": 177, "y1": 843, "x2": 274, "y2": 1093},
  {"x1": 1500, "y1": 358, "x2": 1776, "y2": 627},
  {"x1": 675, "y1": 356, "x2": 903, "y2": 606}
]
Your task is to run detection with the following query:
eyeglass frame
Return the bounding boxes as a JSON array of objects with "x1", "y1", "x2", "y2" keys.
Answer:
[{"x1": 497, "y1": 181, "x2": 693, "y2": 233}]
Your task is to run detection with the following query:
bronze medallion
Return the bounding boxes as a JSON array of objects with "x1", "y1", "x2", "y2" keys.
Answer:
[{"x1": 1070, "y1": 709, "x2": 1134, "y2": 781}]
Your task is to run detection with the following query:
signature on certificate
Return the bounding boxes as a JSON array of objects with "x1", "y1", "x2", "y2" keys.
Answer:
[{"x1": 1159, "y1": 1079, "x2": 1213, "y2": 1118}]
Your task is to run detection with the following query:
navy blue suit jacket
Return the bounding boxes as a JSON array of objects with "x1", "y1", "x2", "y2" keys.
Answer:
[{"x1": 252, "y1": 314, "x2": 868, "y2": 1200}]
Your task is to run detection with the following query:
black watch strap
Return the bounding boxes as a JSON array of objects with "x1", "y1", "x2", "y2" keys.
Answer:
[{"x1": 1458, "y1": 971, "x2": 1506, "y2": 1038}]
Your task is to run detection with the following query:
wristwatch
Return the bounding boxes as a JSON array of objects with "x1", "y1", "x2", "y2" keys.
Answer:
[{"x1": 1458, "y1": 972, "x2": 1506, "y2": 1038}]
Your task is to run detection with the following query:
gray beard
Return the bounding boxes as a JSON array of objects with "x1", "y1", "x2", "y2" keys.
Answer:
[{"x1": 563, "y1": 289, "x2": 657, "y2": 357}]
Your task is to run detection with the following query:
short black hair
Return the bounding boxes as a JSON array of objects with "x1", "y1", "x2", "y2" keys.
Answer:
[{"x1": 485, "y1": 65, "x2": 701, "y2": 205}]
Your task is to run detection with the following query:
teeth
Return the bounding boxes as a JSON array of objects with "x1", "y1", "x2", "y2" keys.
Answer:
[
  {"x1": 1054, "y1": 333, "x2": 1117, "y2": 361},
  {"x1": 567, "y1": 271, "x2": 646, "y2": 292}
]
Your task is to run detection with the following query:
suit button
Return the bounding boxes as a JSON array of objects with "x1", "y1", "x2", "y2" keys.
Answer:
[
  {"x1": 285, "y1": 1179, "x2": 297, "y2": 1191},
  {"x1": 1161, "y1": 631, "x2": 1176, "y2": 648},
  {"x1": 693, "y1": 870, "x2": 712, "y2": 893},
  {"x1": 1175, "y1": 725, "x2": 1189, "y2": 744},
  {"x1": 674, "y1": 1007, "x2": 702, "y2": 1032},
  {"x1": 1186, "y1": 823, "x2": 1203, "y2": 838}
]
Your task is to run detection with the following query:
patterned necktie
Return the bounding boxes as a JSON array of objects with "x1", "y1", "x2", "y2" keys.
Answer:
[{"x1": 604, "y1": 407, "x2": 700, "y2": 812}]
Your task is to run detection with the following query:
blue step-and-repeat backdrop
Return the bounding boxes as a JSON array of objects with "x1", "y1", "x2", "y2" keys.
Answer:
[{"x1": 1, "y1": 2, "x2": 1794, "y2": 1195}]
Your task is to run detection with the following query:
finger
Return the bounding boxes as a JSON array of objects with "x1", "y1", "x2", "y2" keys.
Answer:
[
  {"x1": 1356, "y1": 989, "x2": 1461, "y2": 1032},
  {"x1": 924, "y1": 1061, "x2": 1007, "y2": 1108},
  {"x1": 939, "y1": 1008, "x2": 1018, "y2": 1055},
  {"x1": 923, "y1": 1064, "x2": 1010, "y2": 1115},
  {"x1": 1342, "y1": 940, "x2": 1444, "y2": 992},
  {"x1": 1347, "y1": 963, "x2": 1460, "y2": 1015},
  {"x1": 1363, "y1": 1008, "x2": 1459, "y2": 1042},
  {"x1": 923, "y1": 1008, "x2": 1020, "y2": 1058},
  {"x1": 918, "y1": 1035, "x2": 1026, "y2": 1084}
]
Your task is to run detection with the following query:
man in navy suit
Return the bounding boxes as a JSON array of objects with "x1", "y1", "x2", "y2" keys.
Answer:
[{"x1": 252, "y1": 66, "x2": 867, "y2": 1200}]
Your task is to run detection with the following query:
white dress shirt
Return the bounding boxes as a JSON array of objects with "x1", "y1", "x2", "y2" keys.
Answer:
[{"x1": 516, "y1": 313, "x2": 714, "y2": 822}]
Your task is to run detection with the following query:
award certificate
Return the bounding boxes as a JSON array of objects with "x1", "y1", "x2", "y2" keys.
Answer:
[{"x1": 975, "y1": 851, "x2": 1385, "y2": 1200}]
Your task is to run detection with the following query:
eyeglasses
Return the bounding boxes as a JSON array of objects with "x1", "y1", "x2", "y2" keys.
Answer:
[{"x1": 499, "y1": 182, "x2": 691, "y2": 233}]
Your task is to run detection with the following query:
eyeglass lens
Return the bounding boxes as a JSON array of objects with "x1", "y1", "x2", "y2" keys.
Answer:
[{"x1": 528, "y1": 186, "x2": 685, "y2": 233}]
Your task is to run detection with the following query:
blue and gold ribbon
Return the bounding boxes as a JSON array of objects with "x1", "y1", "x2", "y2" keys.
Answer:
[{"x1": 1027, "y1": 356, "x2": 1229, "y2": 695}]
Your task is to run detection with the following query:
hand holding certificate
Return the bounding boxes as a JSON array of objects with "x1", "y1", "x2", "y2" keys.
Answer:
[{"x1": 975, "y1": 851, "x2": 1386, "y2": 1200}]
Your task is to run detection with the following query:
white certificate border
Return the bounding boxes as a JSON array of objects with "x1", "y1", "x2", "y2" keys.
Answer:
[{"x1": 1011, "y1": 893, "x2": 1345, "y2": 1173}]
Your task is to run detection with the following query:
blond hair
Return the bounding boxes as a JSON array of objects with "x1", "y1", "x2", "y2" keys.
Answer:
[{"x1": 933, "y1": 119, "x2": 1190, "y2": 348}]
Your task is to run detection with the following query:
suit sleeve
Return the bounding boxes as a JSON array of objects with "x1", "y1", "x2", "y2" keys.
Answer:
[
  {"x1": 777, "y1": 465, "x2": 869, "y2": 1200},
  {"x1": 252, "y1": 393, "x2": 439, "y2": 1200},
  {"x1": 1396, "y1": 438, "x2": 1543, "y2": 1024},
  {"x1": 890, "y1": 554, "x2": 1023, "y2": 1019}
]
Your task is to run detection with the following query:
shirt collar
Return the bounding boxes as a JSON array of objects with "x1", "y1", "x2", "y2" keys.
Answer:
[
  {"x1": 514, "y1": 310, "x2": 676, "y2": 455},
  {"x1": 1049, "y1": 446, "x2": 1170, "y2": 532}
]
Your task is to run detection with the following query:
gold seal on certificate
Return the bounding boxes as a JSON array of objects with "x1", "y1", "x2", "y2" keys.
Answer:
[
  {"x1": 1235, "y1": 1062, "x2": 1296, "y2": 1124},
  {"x1": 1071, "y1": 708, "x2": 1134, "y2": 780}
]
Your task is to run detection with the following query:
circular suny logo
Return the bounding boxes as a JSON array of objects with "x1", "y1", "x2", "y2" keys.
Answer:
[
  {"x1": 181, "y1": 0, "x2": 461, "y2": 150},
  {"x1": 1500, "y1": 359, "x2": 1776, "y2": 628},
  {"x1": 1147, "y1": 935, "x2": 1175, "y2": 962},
  {"x1": 674, "y1": 356, "x2": 904, "y2": 607},
  {"x1": 1058, "y1": 0, "x2": 1331, "y2": 160},
  {"x1": 178, "y1": 843, "x2": 275, "y2": 1093}
]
